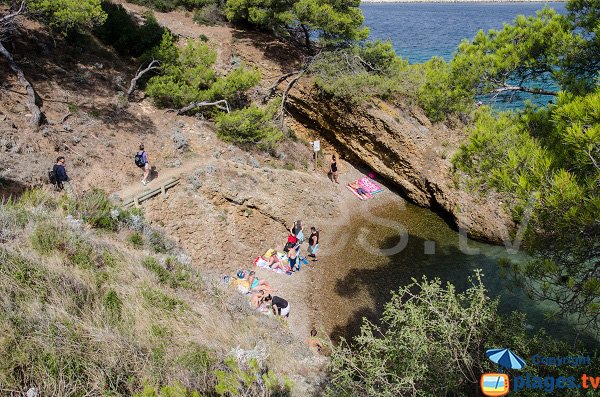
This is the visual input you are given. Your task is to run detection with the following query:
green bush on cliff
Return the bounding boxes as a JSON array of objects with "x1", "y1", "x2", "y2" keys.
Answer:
[
  {"x1": 225, "y1": 0, "x2": 367, "y2": 48},
  {"x1": 146, "y1": 32, "x2": 260, "y2": 110},
  {"x1": 309, "y1": 41, "x2": 474, "y2": 121},
  {"x1": 94, "y1": 2, "x2": 167, "y2": 57},
  {"x1": 454, "y1": 90, "x2": 600, "y2": 330},
  {"x1": 310, "y1": 41, "x2": 413, "y2": 104},
  {"x1": 327, "y1": 272, "x2": 600, "y2": 397},
  {"x1": 0, "y1": 191, "x2": 295, "y2": 395},
  {"x1": 412, "y1": 57, "x2": 473, "y2": 122},
  {"x1": 127, "y1": 0, "x2": 213, "y2": 12},
  {"x1": 215, "y1": 102, "x2": 282, "y2": 149}
]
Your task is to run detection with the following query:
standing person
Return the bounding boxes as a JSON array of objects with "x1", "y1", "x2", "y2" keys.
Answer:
[
  {"x1": 308, "y1": 226, "x2": 319, "y2": 262},
  {"x1": 329, "y1": 154, "x2": 339, "y2": 184},
  {"x1": 135, "y1": 144, "x2": 150, "y2": 185},
  {"x1": 288, "y1": 244, "x2": 298, "y2": 271},
  {"x1": 264, "y1": 294, "x2": 290, "y2": 317},
  {"x1": 52, "y1": 156, "x2": 70, "y2": 192},
  {"x1": 292, "y1": 220, "x2": 304, "y2": 243}
]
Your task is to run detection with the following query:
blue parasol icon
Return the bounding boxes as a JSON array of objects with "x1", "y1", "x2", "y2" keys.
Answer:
[{"x1": 486, "y1": 348, "x2": 526, "y2": 370}]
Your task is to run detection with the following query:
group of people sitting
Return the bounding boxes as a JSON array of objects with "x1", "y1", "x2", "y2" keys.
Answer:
[
  {"x1": 231, "y1": 269, "x2": 290, "y2": 317},
  {"x1": 229, "y1": 220, "x2": 321, "y2": 318}
]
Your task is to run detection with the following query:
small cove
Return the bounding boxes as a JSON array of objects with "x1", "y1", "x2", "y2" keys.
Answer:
[{"x1": 314, "y1": 193, "x2": 583, "y2": 342}]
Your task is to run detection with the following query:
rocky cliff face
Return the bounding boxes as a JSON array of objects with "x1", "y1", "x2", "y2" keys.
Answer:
[{"x1": 287, "y1": 84, "x2": 515, "y2": 243}]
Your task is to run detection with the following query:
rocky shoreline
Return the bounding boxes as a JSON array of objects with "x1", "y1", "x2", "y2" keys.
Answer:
[{"x1": 287, "y1": 84, "x2": 515, "y2": 244}]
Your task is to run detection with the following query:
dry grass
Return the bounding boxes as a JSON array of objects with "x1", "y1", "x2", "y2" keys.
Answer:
[{"x1": 0, "y1": 189, "x2": 318, "y2": 396}]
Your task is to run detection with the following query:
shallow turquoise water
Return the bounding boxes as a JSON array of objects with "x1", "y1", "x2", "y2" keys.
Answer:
[{"x1": 317, "y1": 198, "x2": 583, "y2": 342}]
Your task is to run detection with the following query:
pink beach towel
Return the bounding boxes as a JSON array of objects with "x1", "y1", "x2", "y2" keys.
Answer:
[{"x1": 358, "y1": 177, "x2": 383, "y2": 194}]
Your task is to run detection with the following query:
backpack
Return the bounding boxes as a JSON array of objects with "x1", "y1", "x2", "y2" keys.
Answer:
[
  {"x1": 134, "y1": 151, "x2": 145, "y2": 168},
  {"x1": 48, "y1": 168, "x2": 57, "y2": 185}
]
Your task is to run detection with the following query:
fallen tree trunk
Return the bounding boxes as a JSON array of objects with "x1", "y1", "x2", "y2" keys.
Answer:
[
  {"x1": 0, "y1": 40, "x2": 44, "y2": 128},
  {"x1": 276, "y1": 71, "x2": 304, "y2": 129},
  {"x1": 176, "y1": 99, "x2": 230, "y2": 115},
  {"x1": 127, "y1": 60, "x2": 160, "y2": 98}
]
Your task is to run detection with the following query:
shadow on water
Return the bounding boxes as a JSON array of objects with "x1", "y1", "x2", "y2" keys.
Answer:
[
  {"x1": 0, "y1": 178, "x2": 28, "y2": 201},
  {"x1": 319, "y1": 200, "x2": 590, "y2": 345}
]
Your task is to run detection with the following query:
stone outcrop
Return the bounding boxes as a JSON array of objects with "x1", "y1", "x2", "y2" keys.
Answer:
[{"x1": 287, "y1": 84, "x2": 515, "y2": 243}]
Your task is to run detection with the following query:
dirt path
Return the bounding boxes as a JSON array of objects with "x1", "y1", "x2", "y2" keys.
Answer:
[
  {"x1": 113, "y1": 155, "x2": 207, "y2": 202},
  {"x1": 107, "y1": 0, "x2": 391, "y2": 348}
]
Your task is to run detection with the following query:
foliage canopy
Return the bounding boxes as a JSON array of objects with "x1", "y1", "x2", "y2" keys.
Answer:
[{"x1": 145, "y1": 32, "x2": 260, "y2": 109}]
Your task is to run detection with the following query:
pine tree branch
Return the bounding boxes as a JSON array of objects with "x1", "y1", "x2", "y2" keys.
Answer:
[
  {"x1": 127, "y1": 59, "x2": 160, "y2": 98},
  {"x1": 176, "y1": 100, "x2": 230, "y2": 115}
]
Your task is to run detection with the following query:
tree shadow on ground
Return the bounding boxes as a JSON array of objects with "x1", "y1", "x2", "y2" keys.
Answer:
[
  {"x1": 0, "y1": 178, "x2": 28, "y2": 201},
  {"x1": 231, "y1": 29, "x2": 308, "y2": 73}
]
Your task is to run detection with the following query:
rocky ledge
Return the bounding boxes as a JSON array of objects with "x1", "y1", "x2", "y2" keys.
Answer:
[{"x1": 288, "y1": 84, "x2": 515, "y2": 244}]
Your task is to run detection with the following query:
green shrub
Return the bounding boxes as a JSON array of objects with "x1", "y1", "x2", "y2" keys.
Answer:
[
  {"x1": 142, "y1": 288, "x2": 185, "y2": 311},
  {"x1": 14, "y1": 189, "x2": 55, "y2": 209},
  {"x1": 68, "y1": 240, "x2": 96, "y2": 270},
  {"x1": 146, "y1": 34, "x2": 260, "y2": 109},
  {"x1": 63, "y1": 189, "x2": 118, "y2": 230},
  {"x1": 326, "y1": 272, "x2": 600, "y2": 397},
  {"x1": 215, "y1": 104, "x2": 282, "y2": 149},
  {"x1": 413, "y1": 57, "x2": 473, "y2": 122},
  {"x1": 147, "y1": 230, "x2": 172, "y2": 253},
  {"x1": 142, "y1": 257, "x2": 171, "y2": 284},
  {"x1": 179, "y1": 343, "x2": 215, "y2": 375},
  {"x1": 0, "y1": 249, "x2": 49, "y2": 298},
  {"x1": 31, "y1": 223, "x2": 65, "y2": 255},
  {"x1": 135, "y1": 383, "x2": 201, "y2": 397},
  {"x1": 142, "y1": 256, "x2": 196, "y2": 289},
  {"x1": 100, "y1": 250, "x2": 119, "y2": 268},
  {"x1": 94, "y1": 2, "x2": 167, "y2": 57},
  {"x1": 215, "y1": 356, "x2": 292, "y2": 397},
  {"x1": 128, "y1": 0, "x2": 209, "y2": 12},
  {"x1": 193, "y1": 3, "x2": 225, "y2": 25},
  {"x1": 128, "y1": 231, "x2": 144, "y2": 248},
  {"x1": 103, "y1": 289, "x2": 123, "y2": 321},
  {"x1": 310, "y1": 44, "x2": 412, "y2": 105}
]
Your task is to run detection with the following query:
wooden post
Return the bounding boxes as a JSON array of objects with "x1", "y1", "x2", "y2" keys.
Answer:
[
  {"x1": 161, "y1": 184, "x2": 166, "y2": 195},
  {"x1": 313, "y1": 140, "x2": 320, "y2": 172}
]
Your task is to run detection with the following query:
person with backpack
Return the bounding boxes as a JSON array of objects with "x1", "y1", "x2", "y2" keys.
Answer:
[
  {"x1": 135, "y1": 144, "x2": 149, "y2": 185},
  {"x1": 51, "y1": 156, "x2": 70, "y2": 192}
]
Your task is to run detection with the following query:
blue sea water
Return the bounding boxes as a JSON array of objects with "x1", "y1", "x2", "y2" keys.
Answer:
[
  {"x1": 361, "y1": 2, "x2": 567, "y2": 64},
  {"x1": 361, "y1": 2, "x2": 568, "y2": 108}
]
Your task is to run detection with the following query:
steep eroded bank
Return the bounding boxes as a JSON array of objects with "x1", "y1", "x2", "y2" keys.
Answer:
[{"x1": 287, "y1": 84, "x2": 515, "y2": 243}]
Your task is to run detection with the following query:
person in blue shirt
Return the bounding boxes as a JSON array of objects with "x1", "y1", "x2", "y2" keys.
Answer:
[{"x1": 52, "y1": 156, "x2": 69, "y2": 191}]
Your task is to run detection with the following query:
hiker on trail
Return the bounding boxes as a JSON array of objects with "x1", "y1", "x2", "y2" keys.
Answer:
[
  {"x1": 329, "y1": 154, "x2": 339, "y2": 184},
  {"x1": 135, "y1": 144, "x2": 149, "y2": 185},
  {"x1": 308, "y1": 226, "x2": 319, "y2": 262},
  {"x1": 264, "y1": 294, "x2": 290, "y2": 317},
  {"x1": 52, "y1": 156, "x2": 70, "y2": 192}
]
